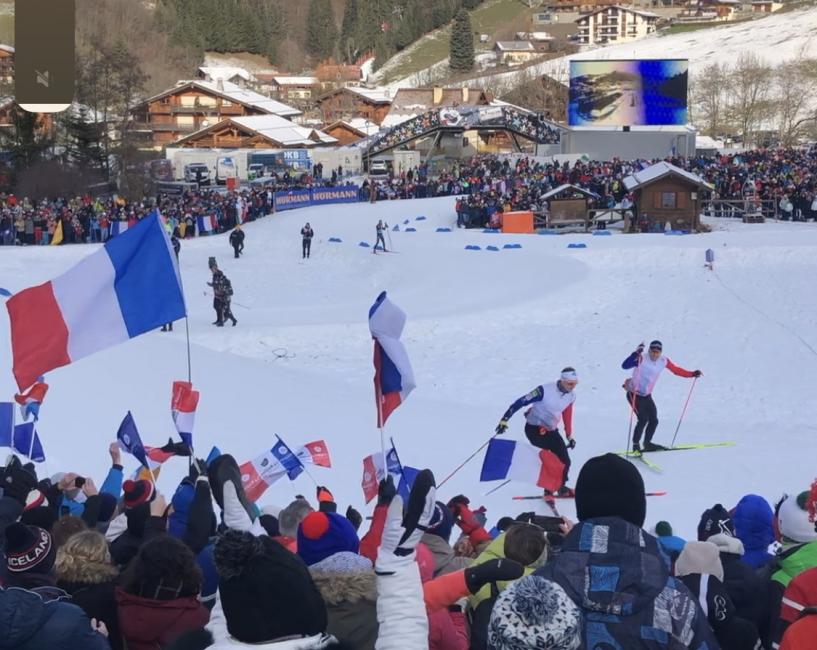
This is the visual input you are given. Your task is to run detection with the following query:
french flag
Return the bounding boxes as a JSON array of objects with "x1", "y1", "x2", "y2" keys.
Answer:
[
  {"x1": 0, "y1": 403, "x2": 45, "y2": 462},
  {"x1": 240, "y1": 436, "x2": 304, "y2": 502},
  {"x1": 171, "y1": 381, "x2": 199, "y2": 449},
  {"x1": 480, "y1": 438, "x2": 564, "y2": 492},
  {"x1": 369, "y1": 291, "x2": 415, "y2": 427},
  {"x1": 6, "y1": 215, "x2": 186, "y2": 389},
  {"x1": 14, "y1": 377, "x2": 49, "y2": 422},
  {"x1": 361, "y1": 446, "x2": 402, "y2": 503},
  {"x1": 296, "y1": 440, "x2": 332, "y2": 469},
  {"x1": 197, "y1": 215, "x2": 217, "y2": 234},
  {"x1": 110, "y1": 221, "x2": 129, "y2": 237}
]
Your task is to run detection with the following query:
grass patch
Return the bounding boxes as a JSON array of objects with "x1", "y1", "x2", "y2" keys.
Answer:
[{"x1": 661, "y1": 17, "x2": 753, "y2": 35}]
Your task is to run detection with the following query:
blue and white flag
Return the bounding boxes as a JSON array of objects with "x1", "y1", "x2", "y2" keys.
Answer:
[
  {"x1": 117, "y1": 411, "x2": 149, "y2": 468},
  {"x1": 0, "y1": 403, "x2": 45, "y2": 462},
  {"x1": 369, "y1": 291, "x2": 416, "y2": 427},
  {"x1": 239, "y1": 435, "x2": 305, "y2": 501}
]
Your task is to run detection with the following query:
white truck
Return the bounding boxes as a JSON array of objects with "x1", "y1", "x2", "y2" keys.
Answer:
[{"x1": 183, "y1": 162, "x2": 211, "y2": 186}]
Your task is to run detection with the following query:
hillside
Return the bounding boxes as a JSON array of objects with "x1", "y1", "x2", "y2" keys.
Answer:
[{"x1": 1, "y1": 199, "x2": 816, "y2": 538}]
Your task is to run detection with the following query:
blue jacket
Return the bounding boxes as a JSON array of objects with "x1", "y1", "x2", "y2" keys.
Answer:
[
  {"x1": 0, "y1": 587, "x2": 110, "y2": 650},
  {"x1": 732, "y1": 494, "x2": 776, "y2": 569},
  {"x1": 536, "y1": 517, "x2": 720, "y2": 649},
  {"x1": 60, "y1": 465, "x2": 124, "y2": 517}
]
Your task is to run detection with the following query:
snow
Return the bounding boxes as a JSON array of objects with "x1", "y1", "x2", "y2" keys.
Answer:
[
  {"x1": 389, "y1": 6, "x2": 817, "y2": 96},
  {"x1": 622, "y1": 161, "x2": 711, "y2": 191},
  {"x1": 2, "y1": 200, "x2": 817, "y2": 540}
]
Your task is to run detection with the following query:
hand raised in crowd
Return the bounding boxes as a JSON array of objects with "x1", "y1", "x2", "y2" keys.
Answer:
[
  {"x1": 109, "y1": 441, "x2": 122, "y2": 466},
  {"x1": 150, "y1": 492, "x2": 168, "y2": 518},
  {"x1": 82, "y1": 477, "x2": 99, "y2": 497}
]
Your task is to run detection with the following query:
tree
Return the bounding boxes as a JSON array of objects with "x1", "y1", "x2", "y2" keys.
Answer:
[
  {"x1": 340, "y1": 0, "x2": 359, "y2": 62},
  {"x1": 449, "y1": 8, "x2": 474, "y2": 72},
  {"x1": 61, "y1": 105, "x2": 105, "y2": 174},
  {"x1": 727, "y1": 52, "x2": 774, "y2": 144},
  {"x1": 306, "y1": 0, "x2": 338, "y2": 62},
  {"x1": 693, "y1": 63, "x2": 728, "y2": 137},
  {"x1": 774, "y1": 59, "x2": 816, "y2": 146}
]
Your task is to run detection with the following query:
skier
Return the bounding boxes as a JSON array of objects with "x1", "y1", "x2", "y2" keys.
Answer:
[
  {"x1": 373, "y1": 219, "x2": 387, "y2": 253},
  {"x1": 207, "y1": 264, "x2": 237, "y2": 327},
  {"x1": 622, "y1": 340, "x2": 701, "y2": 452},
  {"x1": 301, "y1": 222, "x2": 314, "y2": 259},
  {"x1": 161, "y1": 235, "x2": 181, "y2": 332},
  {"x1": 229, "y1": 225, "x2": 245, "y2": 259},
  {"x1": 494, "y1": 367, "x2": 578, "y2": 496}
]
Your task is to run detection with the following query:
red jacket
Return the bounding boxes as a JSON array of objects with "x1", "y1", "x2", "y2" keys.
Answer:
[
  {"x1": 780, "y1": 611, "x2": 817, "y2": 650},
  {"x1": 777, "y1": 566, "x2": 817, "y2": 645},
  {"x1": 116, "y1": 587, "x2": 209, "y2": 650}
]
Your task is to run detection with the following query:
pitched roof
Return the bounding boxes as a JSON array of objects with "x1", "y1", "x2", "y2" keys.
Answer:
[
  {"x1": 135, "y1": 80, "x2": 302, "y2": 118},
  {"x1": 577, "y1": 4, "x2": 660, "y2": 20},
  {"x1": 317, "y1": 86, "x2": 392, "y2": 104},
  {"x1": 198, "y1": 66, "x2": 253, "y2": 82},
  {"x1": 272, "y1": 76, "x2": 319, "y2": 86},
  {"x1": 173, "y1": 114, "x2": 336, "y2": 148},
  {"x1": 0, "y1": 44, "x2": 14, "y2": 55},
  {"x1": 495, "y1": 41, "x2": 537, "y2": 52},
  {"x1": 541, "y1": 184, "x2": 600, "y2": 200},
  {"x1": 623, "y1": 161, "x2": 712, "y2": 191}
]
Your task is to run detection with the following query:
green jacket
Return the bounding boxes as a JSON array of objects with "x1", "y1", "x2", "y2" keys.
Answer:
[
  {"x1": 772, "y1": 540, "x2": 817, "y2": 587},
  {"x1": 466, "y1": 533, "x2": 542, "y2": 610}
]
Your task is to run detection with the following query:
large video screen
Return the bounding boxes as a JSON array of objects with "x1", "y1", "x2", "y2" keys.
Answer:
[{"x1": 568, "y1": 59, "x2": 688, "y2": 127}]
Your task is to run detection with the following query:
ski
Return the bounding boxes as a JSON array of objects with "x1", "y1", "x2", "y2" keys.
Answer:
[
  {"x1": 613, "y1": 442, "x2": 735, "y2": 455},
  {"x1": 514, "y1": 491, "x2": 667, "y2": 501},
  {"x1": 618, "y1": 452, "x2": 663, "y2": 473}
]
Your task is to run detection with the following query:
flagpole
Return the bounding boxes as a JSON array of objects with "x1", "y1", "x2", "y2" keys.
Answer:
[
  {"x1": 483, "y1": 479, "x2": 511, "y2": 496},
  {"x1": 375, "y1": 381, "x2": 387, "y2": 463},
  {"x1": 389, "y1": 436, "x2": 407, "y2": 488}
]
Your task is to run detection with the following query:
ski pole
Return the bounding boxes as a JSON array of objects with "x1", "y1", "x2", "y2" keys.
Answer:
[
  {"x1": 626, "y1": 343, "x2": 644, "y2": 453},
  {"x1": 483, "y1": 479, "x2": 511, "y2": 496},
  {"x1": 670, "y1": 376, "x2": 698, "y2": 449},
  {"x1": 438, "y1": 436, "x2": 494, "y2": 488}
]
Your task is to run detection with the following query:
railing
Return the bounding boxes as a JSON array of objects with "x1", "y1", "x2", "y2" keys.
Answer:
[{"x1": 701, "y1": 198, "x2": 778, "y2": 222}]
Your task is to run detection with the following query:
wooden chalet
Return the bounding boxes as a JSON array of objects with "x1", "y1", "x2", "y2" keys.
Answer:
[
  {"x1": 0, "y1": 45, "x2": 13, "y2": 86},
  {"x1": 170, "y1": 115, "x2": 337, "y2": 149},
  {"x1": 0, "y1": 98, "x2": 54, "y2": 136},
  {"x1": 315, "y1": 87, "x2": 392, "y2": 126}
]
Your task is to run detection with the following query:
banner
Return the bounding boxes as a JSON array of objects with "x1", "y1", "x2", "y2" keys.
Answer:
[
  {"x1": 311, "y1": 186, "x2": 360, "y2": 206},
  {"x1": 274, "y1": 189, "x2": 312, "y2": 211}
]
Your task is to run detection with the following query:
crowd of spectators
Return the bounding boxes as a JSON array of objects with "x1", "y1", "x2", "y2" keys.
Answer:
[{"x1": 1, "y1": 441, "x2": 816, "y2": 649}]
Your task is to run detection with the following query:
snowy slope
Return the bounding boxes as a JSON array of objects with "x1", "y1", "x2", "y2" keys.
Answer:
[
  {"x1": 389, "y1": 6, "x2": 817, "y2": 94},
  {"x1": 2, "y1": 199, "x2": 817, "y2": 539}
]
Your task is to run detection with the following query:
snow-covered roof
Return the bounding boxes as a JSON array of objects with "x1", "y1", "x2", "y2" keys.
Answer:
[
  {"x1": 0, "y1": 44, "x2": 14, "y2": 54},
  {"x1": 529, "y1": 32, "x2": 554, "y2": 41},
  {"x1": 623, "y1": 161, "x2": 712, "y2": 191},
  {"x1": 272, "y1": 76, "x2": 319, "y2": 86},
  {"x1": 495, "y1": 41, "x2": 537, "y2": 52},
  {"x1": 139, "y1": 80, "x2": 302, "y2": 118},
  {"x1": 198, "y1": 66, "x2": 253, "y2": 82},
  {"x1": 174, "y1": 114, "x2": 336, "y2": 148},
  {"x1": 541, "y1": 184, "x2": 600, "y2": 200},
  {"x1": 696, "y1": 135, "x2": 725, "y2": 149}
]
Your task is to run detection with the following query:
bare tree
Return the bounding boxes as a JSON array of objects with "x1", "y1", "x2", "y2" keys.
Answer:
[
  {"x1": 727, "y1": 52, "x2": 774, "y2": 144},
  {"x1": 692, "y1": 62, "x2": 727, "y2": 137},
  {"x1": 772, "y1": 59, "x2": 815, "y2": 146}
]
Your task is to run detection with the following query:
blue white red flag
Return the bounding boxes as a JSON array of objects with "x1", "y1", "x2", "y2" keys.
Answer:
[
  {"x1": 6, "y1": 214, "x2": 186, "y2": 389},
  {"x1": 171, "y1": 381, "x2": 199, "y2": 449},
  {"x1": 480, "y1": 438, "x2": 564, "y2": 492},
  {"x1": 239, "y1": 436, "x2": 329, "y2": 502},
  {"x1": 0, "y1": 404, "x2": 45, "y2": 462},
  {"x1": 14, "y1": 376, "x2": 48, "y2": 422},
  {"x1": 368, "y1": 291, "x2": 415, "y2": 427}
]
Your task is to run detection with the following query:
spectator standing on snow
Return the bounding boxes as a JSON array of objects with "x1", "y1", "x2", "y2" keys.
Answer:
[
  {"x1": 229, "y1": 225, "x2": 244, "y2": 259},
  {"x1": 301, "y1": 222, "x2": 314, "y2": 259},
  {"x1": 495, "y1": 368, "x2": 579, "y2": 498},
  {"x1": 622, "y1": 340, "x2": 701, "y2": 452},
  {"x1": 207, "y1": 265, "x2": 237, "y2": 327}
]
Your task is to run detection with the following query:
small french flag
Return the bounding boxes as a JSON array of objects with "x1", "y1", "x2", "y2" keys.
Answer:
[
  {"x1": 110, "y1": 221, "x2": 129, "y2": 237},
  {"x1": 239, "y1": 436, "x2": 304, "y2": 502},
  {"x1": 369, "y1": 291, "x2": 415, "y2": 427},
  {"x1": 14, "y1": 377, "x2": 49, "y2": 421},
  {"x1": 361, "y1": 446, "x2": 402, "y2": 503},
  {"x1": 296, "y1": 440, "x2": 331, "y2": 469},
  {"x1": 480, "y1": 438, "x2": 564, "y2": 492},
  {"x1": 196, "y1": 215, "x2": 217, "y2": 234},
  {"x1": 171, "y1": 381, "x2": 199, "y2": 449},
  {"x1": 6, "y1": 214, "x2": 186, "y2": 389}
]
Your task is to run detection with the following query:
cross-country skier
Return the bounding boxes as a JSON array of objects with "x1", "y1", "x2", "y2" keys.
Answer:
[
  {"x1": 301, "y1": 222, "x2": 313, "y2": 259},
  {"x1": 622, "y1": 340, "x2": 701, "y2": 452},
  {"x1": 494, "y1": 367, "x2": 578, "y2": 496},
  {"x1": 373, "y1": 219, "x2": 387, "y2": 253}
]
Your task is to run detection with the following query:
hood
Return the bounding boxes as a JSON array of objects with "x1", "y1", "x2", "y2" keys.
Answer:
[
  {"x1": 707, "y1": 533, "x2": 745, "y2": 556},
  {"x1": 773, "y1": 541, "x2": 817, "y2": 586},
  {"x1": 116, "y1": 587, "x2": 209, "y2": 643},
  {"x1": 309, "y1": 553, "x2": 376, "y2": 606},
  {"x1": 0, "y1": 587, "x2": 53, "y2": 648},
  {"x1": 421, "y1": 533, "x2": 456, "y2": 574},
  {"x1": 733, "y1": 494, "x2": 775, "y2": 551},
  {"x1": 538, "y1": 517, "x2": 669, "y2": 616}
]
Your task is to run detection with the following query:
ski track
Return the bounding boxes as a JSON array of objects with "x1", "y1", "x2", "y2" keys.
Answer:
[{"x1": 1, "y1": 197, "x2": 815, "y2": 539}]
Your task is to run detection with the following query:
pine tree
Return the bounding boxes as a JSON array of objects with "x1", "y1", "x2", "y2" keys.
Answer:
[
  {"x1": 449, "y1": 8, "x2": 474, "y2": 72},
  {"x1": 306, "y1": 0, "x2": 338, "y2": 62},
  {"x1": 340, "y1": 0, "x2": 358, "y2": 62},
  {"x1": 61, "y1": 105, "x2": 104, "y2": 172}
]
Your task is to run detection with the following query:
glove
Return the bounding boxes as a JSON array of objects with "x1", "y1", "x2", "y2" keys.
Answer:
[
  {"x1": 1, "y1": 455, "x2": 38, "y2": 506},
  {"x1": 377, "y1": 475, "x2": 397, "y2": 506},
  {"x1": 376, "y1": 469, "x2": 436, "y2": 574},
  {"x1": 160, "y1": 438, "x2": 192, "y2": 457},
  {"x1": 464, "y1": 558, "x2": 524, "y2": 594},
  {"x1": 448, "y1": 496, "x2": 491, "y2": 543},
  {"x1": 495, "y1": 419, "x2": 509, "y2": 435},
  {"x1": 345, "y1": 505, "x2": 363, "y2": 531},
  {"x1": 636, "y1": 343, "x2": 645, "y2": 354},
  {"x1": 317, "y1": 486, "x2": 337, "y2": 513},
  {"x1": 693, "y1": 370, "x2": 703, "y2": 378},
  {"x1": 566, "y1": 437, "x2": 576, "y2": 450}
]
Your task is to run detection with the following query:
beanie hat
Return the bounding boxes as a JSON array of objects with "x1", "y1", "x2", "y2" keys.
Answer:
[
  {"x1": 697, "y1": 504, "x2": 735, "y2": 541},
  {"x1": 297, "y1": 512, "x2": 360, "y2": 566},
  {"x1": 123, "y1": 479, "x2": 155, "y2": 509},
  {"x1": 655, "y1": 521, "x2": 673, "y2": 537},
  {"x1": 488, "y1": 575, "x2": 581, "y2": 650},
  {"x1": 649, "y1": 340, "x2": 663, "y2": 350},
  {"x1": 575, "y1": 454, "x2": 646, "y2": 528},
  {"x1": 278, "y1": 498, "x2": 313, "y2": 538},
  {"x1": 259, "y1": 514, "x2": 280, "y2": 538},
  {"x1": 5, "y1": 523, "x2": 56, "y2": 575},
  {"x1": 424, "y1": 502, "x2": 454, "y2": 542},
  {"x1": 214, "y1": 529, "x2": 327, "y2": 644},
  {"x1": 20, "y1": 506, "x2": 58, "y2": 532},
  {"x1": 675, "y1": 541, "x2": 724, "y2": 582},
  {"x1": 777, "y1": 491, "x2": 817, "y2": 543}
]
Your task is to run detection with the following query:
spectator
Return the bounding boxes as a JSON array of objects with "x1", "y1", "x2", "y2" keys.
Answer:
[{"x1": 732, "y1": 494, "x2": 776, "y2": 569}]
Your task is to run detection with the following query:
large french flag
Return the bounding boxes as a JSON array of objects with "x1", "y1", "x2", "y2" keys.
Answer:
[
  {"x1": 369, "y1": 291, "x2": 415, "y2": 427},
  {"x1": 480, "y1": 438, "x2": 564, "y2": 492},
  {"x1": 7, "y1": 215, "x2": 186, "y2": 389},
  {"x1": 171, "y1": 381, "x2": 199, "y2": 449}
]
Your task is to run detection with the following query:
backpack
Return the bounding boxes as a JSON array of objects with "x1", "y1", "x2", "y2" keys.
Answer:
[{"x1": 224, "y1": 277, "x2": 233, "y2": 297}]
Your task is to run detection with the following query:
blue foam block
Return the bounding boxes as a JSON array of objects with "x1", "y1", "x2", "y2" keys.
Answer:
[
  {"x1": 538, "y1": 230, "x2": 558, "y2": 235},
  {"x1": 482, "y1": 228, "x2": 500, "y2": 234},
  {"x1": 403, "y1": 219, "x2": 410, "y2": 225},
  {"x1": 392, "y1": 225, "x2": 400, "y2": 231},
  {"x1": 358, "y1": 241, "x2": 370, "y2": 247},
  {"x1": 503, "y1": 243, "x2": 522, "y2": 249},
  {"x1": 328, "y1": 237, "x2": 342, "y2": 243},
  {"x1": 567, "y1": 243, "x2": 587, "y2": 249},
  {"x1": 415, "y1": 216, "x2": 427, "y2": 221},
  {"x1": 465, "y1": 245, "x2": 481, "y2": 251},
  {"x1": 436, "y1": 227, "x2": 451, "y2": 232},
  {"x1": 486, "y1": 245, "x2": 500, "y2": 251},
  {"x1": 405, "y1": 227, "x2": 417, "y2": 232},
  {"x1": 593, "y1": 230, "x2": 612, "y2": 236}
]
